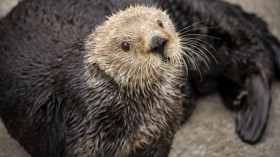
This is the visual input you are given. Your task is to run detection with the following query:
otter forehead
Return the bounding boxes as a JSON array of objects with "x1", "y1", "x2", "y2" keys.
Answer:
[
  {"x1": 104, "y1": 6, "x2": 173, "y2": 36},
  {"x1": 110, "y1": 6, "x2": 169, "y2": 25}
]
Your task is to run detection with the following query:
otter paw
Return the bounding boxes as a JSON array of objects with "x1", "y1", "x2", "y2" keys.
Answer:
[
  {"x1": 233, "y1": 90, "x2": 248, "y2": 107},
  {"x1": 217, "y1": 77, "x2": 246, "y2": 110}
]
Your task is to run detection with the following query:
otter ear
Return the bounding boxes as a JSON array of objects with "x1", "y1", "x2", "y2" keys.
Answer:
[{"x1": 236, "y1": 74, "x2": 271, "y2": 144}]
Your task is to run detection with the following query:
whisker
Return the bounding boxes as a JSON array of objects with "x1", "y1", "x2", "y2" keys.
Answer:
[
  {"x1": 179, "y1": 26, "x2": 214, "y2": 35},
  {"x1": 182, "y1": 38, "x2": 219, "y2": 64},
  {"x1": 179, "y1": 34, "x2": 221, "y2": 40},
  {"x1": 177, "y1": 53, "x2": 185, "y2": 74},
  {"x1": 181, "y1": 49, "x2": 197, "y2": 71},
  {"x1": 188, "y1": 40, "x2": 218, "y2": 65},
  {"x1": 183, "y1": 44, "x2": 210, "y2": 69},
  {"x1": 182, "y1": 42, "x2": 209, "y2": 60},
  {"x1": 178, "y1": 50, "x2": 189, "y2": 78},
  {"x1": 180, "y1": 48, "x2": 203, "y2": 82},
  {"x1": 182, "y1": 46, "x2": 209, "y2": 70},
  {"x1": 178, "y1": 18, "x2": 209, "y2": 33},
  {"x1": 181, "y1": 49, "x2": 200, "y2": 72},
  {"x1": 185, "y1": 41, "x2": 210, "y2": 59},
  {"x1": 181, "y1": 55, "x2": 189, "y2": 78},
  {"x1": 181, "y1": 37, "x2": 218, "y2": 55}
]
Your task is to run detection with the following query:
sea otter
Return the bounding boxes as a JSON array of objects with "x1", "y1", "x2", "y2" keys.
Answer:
[
  {"x1": 0, "y1": 1, "x2": 186, "y2": 157},
  {"x1": 1, "y1": 0, "x2": 280, "y2": 156}
]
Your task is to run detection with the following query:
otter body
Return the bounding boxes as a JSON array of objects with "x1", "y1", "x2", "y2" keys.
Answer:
[
  {"x1": 159, "y1": 0, "x2": 280, "y2": 144},
  {"x1": 0, "y1": 0, "x2": 185, "y2": 157}
]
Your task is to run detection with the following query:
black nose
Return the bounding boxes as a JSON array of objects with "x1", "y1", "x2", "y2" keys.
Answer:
[{"x1": 150, "y1": 36, "x2": 168, "y2": 55}]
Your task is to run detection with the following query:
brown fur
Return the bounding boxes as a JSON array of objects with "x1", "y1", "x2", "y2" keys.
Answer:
[
  {"x1": 85, "y1": 6, "x2": 184, "y2": 89},
  {"x1": 81, "y1": 7, "x2": 186, "y2": 155},
  {"x1": 0, "y1": 4, "x2": 187, "y2": 157}
]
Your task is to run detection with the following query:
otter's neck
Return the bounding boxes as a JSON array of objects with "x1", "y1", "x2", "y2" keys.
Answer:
[{"x1": 85, "y1": 62, "x2": 182, "y2": 101}]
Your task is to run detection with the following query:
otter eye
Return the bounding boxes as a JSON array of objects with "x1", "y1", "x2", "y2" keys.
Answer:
[
  {"x1": 121, "y1": 42, "x2": 130, "y2": 52},
  {"x1": 157, "y1": 20, "x2": 163, "y2": 28}
]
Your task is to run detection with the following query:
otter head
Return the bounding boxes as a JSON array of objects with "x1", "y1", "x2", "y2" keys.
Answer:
[{"x1": 85, "y1": 6, "x2": 183, "y2": 88}]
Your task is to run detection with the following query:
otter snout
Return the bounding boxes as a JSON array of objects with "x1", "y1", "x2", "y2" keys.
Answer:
[{"x1": 150, "y1": 36, "x2": 168, "y2": 56}]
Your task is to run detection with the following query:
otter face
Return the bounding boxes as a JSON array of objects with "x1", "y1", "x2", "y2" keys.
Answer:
[{"x1": 85, "y1": 6, "x2": 183, "y2": 87}]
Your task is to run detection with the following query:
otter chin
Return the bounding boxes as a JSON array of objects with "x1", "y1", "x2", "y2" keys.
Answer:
[{"x1": 0, "y1": 3, "x2": 187, "y2": 157}]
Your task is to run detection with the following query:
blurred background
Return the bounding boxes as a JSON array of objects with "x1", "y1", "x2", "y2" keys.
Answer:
[{"x1": 0, "y1": 0, "x2": 280, "y2": 157}]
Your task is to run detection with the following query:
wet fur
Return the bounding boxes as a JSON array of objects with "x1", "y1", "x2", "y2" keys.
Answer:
[
  {"x1": 1, "y1": 0, "x2": 280, "y2": 157},
  {"x1": 0, "y1": 1, "x2": 185, "y2": 157},
  {"x1": 159, "y1": 0, "x2": 280, "y2": 144}
]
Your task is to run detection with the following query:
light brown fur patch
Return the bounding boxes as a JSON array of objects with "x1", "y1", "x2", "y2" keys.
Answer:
[
  {"x1": 82, "y1": 5, "x2": 185, "y2": 156},
  {"x1": 84, "y1": 5, "x2": 184, "y2": 89}
]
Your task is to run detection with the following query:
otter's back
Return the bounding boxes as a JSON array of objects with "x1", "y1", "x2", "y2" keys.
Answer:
[
  {"x1": 0, "y1": 0, "x2": 156, "y2": 156},
  {"x1": 0, "y1": 0, "x2": 154, "y2": 102}
]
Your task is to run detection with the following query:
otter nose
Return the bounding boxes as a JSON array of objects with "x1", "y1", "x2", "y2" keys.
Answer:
[{"x1": 150, "y1": 36, "x2": 168, "y2": 55}]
